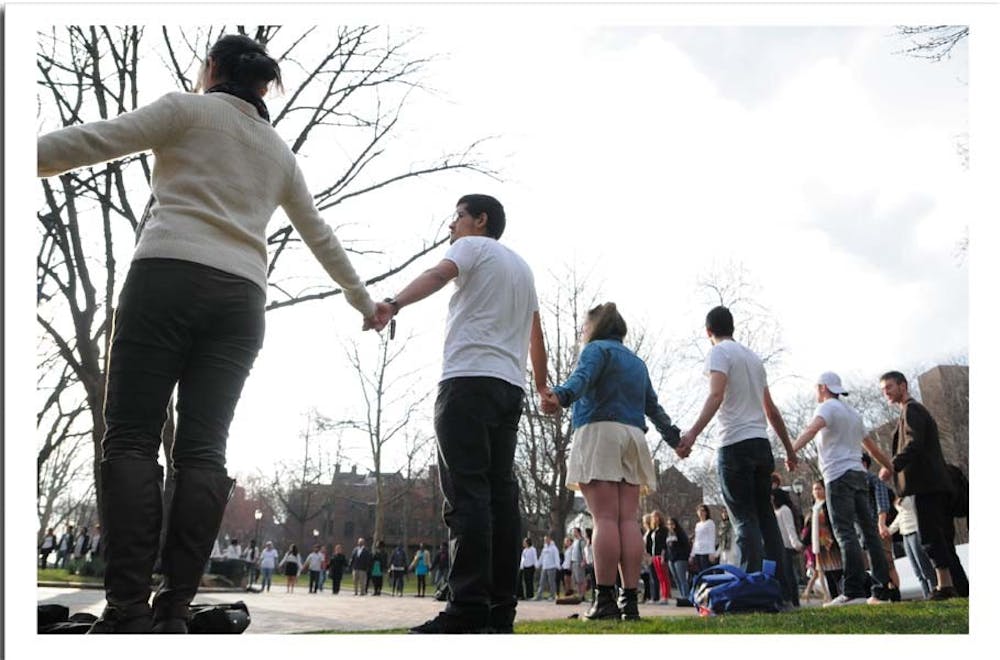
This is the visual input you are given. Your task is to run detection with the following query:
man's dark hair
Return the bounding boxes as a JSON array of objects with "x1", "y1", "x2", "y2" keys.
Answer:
[
  {"x1": 879, "y1": 370, "x2": 908, "y2": 386},
  {"x1": 861, "y1": 453, "x2": 871, "y2": 468},
  {"x1": 457, "y1": 193, "x2": 506, "y2": 239},
  {"x1": 706, "y1": 305, "x2": 735, "y2": 337}
]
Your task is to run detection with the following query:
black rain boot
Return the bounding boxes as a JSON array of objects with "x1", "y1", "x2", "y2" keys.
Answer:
[
  {"x1": 619, "y1": 588, "x2": 641, "y2": 621},
  {"x1": 584, "y1": 585, "x2": 621, "y2": 621},
  {"x1": 88, "y1": 459, "x2": 164, "y2": 634},
  {"x1": 151, "y1": 468, "x2": 235, "y2": 633}
]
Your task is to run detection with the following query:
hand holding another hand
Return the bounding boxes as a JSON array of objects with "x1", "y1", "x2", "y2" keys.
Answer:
[
  {"x1": 675, "y1": 431, "x2": 696, "y2": 459},
  {"x1": 363, "y1": 301, "x2": 397, "y2": 333},
  {"x1": 539, "y1": 388, "x2": 561, "y2": 415}
]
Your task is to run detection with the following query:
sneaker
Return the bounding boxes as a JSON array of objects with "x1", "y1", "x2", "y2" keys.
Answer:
[
  {"x1": 866, "y1": 594, "x2": 891, "y2": 605},
  {"x1": 409, "y1": 612, "x2": 488, "y2": 634},
  {"x1": 822, "y1": 594, "x2": 867, "y2": 607}
]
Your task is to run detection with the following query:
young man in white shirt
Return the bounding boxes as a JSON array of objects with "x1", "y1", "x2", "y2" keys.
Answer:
[
  {"x1": 304, "y1": 545, "x2": 325, "y2": 594},
  {"x1": 535, "y1": 535, "x2": 561, "y2": 600},
  {"x1": 677, "y1": 306, "x2": 798, "y2": 608},
  {"x1": 374, "y1": 194, "x2": 550, "y2": 634},
  {"x1": 791, "y1": 371, "x2": 896, "y2": 607}
]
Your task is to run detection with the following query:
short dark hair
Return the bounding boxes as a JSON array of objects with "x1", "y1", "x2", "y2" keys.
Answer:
[
  {"x1": 586, "y1": 302, "x2": 628, "y2": 342},
  {"x1": 861, "y1": 453, "x2": 871, "y2": 467},
  {"x1": 457, "y1": 194, "x2": 505, "y2": 239},
  {"x1": 706, "y1": 305, "x2": 735, "y2": 337},
  {"x1": 879, "y1": 370, "x2": 908, "y2": 386},
  {"x1": 208, "y1": 34, "x2": 283, "y2": 92}
]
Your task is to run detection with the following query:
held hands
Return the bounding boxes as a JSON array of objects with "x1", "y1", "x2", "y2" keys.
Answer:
[
  {"x1": 879, "y1": 466, "x2": 894, "y2": 483},
  {"x1": 878, "y1": 520, "x2": 891, "y2": 540},
  {"x1": 362, "y1": 301, "x2": 397, "y2": 333},
  {"x1": 785, "y1": 452, "x2": 798, "y2": 473},
  {"x1": 539, "y1": 387, "x2": 560, "y2": 415},
  {"x1": 676, "y1": 431, "x2": 696, "y2": 459}
]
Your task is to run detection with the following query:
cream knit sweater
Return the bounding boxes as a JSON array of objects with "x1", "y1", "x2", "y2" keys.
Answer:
[{"x1": 37, "y1": 91, "x2": 375, "y2": 318}]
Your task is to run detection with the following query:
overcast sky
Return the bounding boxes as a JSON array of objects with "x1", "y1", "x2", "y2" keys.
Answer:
[{"x1": 7, "y1": 0, "x2": 1000, "y2": 655}]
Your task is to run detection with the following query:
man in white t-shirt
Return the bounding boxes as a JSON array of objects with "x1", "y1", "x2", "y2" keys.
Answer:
[
  {"x1": 790, "y1": 371, "x2": 896, "y2": 606},
  {"x1": 676, "y1": 306, "x2": 798, "y2": 607},
  {"x1": 535, "y1": 535, "x2": 561, "y2": 600},
  {"x1": 374, "y1": 194, "x2": 550, "y2": 634}
]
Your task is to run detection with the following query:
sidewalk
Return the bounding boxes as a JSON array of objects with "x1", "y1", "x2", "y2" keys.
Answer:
[{"x1": 37, "y1": 586, "x2": 702, "y2": 633}]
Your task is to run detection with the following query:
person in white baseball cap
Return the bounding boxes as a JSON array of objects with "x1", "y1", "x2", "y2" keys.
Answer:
[{"x1": 790, "y1": 372, "x2": 896, "y2": 606}]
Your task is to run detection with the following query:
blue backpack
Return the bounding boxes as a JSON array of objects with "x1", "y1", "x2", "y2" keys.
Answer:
[{"x1": 691, "y1": 561, "x2": 783, "y2": 615}]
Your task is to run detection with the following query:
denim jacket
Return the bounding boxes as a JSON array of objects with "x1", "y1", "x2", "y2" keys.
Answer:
[{"x1": 551, "y1": 339, "x2": 678, "y2": 447}]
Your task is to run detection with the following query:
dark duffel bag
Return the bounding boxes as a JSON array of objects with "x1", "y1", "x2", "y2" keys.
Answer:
[
  {"x1": 188, "y1": 601, "x2": 251, "y2": 634},
  {"x1": 38, "y1": 606, "x2": 97, "y2": 633}
]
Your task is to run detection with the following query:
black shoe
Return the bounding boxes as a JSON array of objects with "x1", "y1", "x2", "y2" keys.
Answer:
[
  {"x1": 930, "y1": 586, "x2": 958, "y2": 601},
  {"x1": 88, "y1": 603, "x2": 154, "y2": 634},
  {"x1": 888, "y1": 587, "x2": 902, "y2": 602},
  {"x1": 583, "y1": 586, "x2": 621, "y2": 621},
  {"x1": 619, "y1": 588, "x2": 641, "y2": 621},
  {"x1": 409, "y1": 612, "x2": 487, "y2": 634}
]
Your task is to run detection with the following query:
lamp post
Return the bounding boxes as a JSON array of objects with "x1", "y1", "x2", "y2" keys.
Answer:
[
  {"x1": 254, "y1": 509, "x2": 262, "y2": 546},
  {"x1": 792, "y1": 478, "x2": 805, "y2": 512}
]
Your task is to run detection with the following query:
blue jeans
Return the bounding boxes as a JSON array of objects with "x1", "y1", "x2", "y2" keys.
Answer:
[
  {"x1": 717, "y1": 438, "x2": 795, "y2": 603},
  {"x1": 826, "y1": 470, "x2": 889, "y2": 598},
  {"x1": 261, "y1": 567, "x2": 273, "y2": 591},
  {"x1": 903, "y1": 531, "x2": 936, "y2": 598},
  {"x1": 669, "y1": 559, "x2": 689, "y2": 599}
]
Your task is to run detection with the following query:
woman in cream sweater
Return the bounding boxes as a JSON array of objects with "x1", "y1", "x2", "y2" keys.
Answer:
[{"x1": 37, "y1": 34, "x2": 382, "y2": 633}]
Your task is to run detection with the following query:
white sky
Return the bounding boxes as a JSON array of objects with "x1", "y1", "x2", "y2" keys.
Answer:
[{"x1": 6, "y1": 0, "x2": 1000, "y2": 654}]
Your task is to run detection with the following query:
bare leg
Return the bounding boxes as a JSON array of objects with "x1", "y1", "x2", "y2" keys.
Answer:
[{"x1": 579, "y1": 481, "x2": 621, "y2": 586}]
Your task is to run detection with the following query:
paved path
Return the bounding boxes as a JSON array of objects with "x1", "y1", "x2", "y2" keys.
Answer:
[{"x1": 37, "y1": 586, "x2": 703, "y2": 633}]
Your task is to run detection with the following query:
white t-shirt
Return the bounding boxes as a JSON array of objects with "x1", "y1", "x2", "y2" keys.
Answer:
[
  {"x1": 520, "y1": 546, "x2": 538, "y2": 569},
  {"x1": 441, "y1": 236, "x2": 538, "y2": 390},
  {"x1": 224, "y1": 544, "x2": 242, "y2": 560},
  {"x1": 692, "y1": 519, "x2": 716, "y2": 555},
  {"x1": 259, "y1": 547, "x2": 279, "y2": 569},
  {"x1": 813, "y1": 397, "x2": 866, "y2": 483},
  {"x1": 304, "y1": 551, "x2": 324, "y2": 571},
  {"x1": 539, "y1": 542, "x2": 561, "y2": 570},
  {"x1": 705, "y1": 339, "x2": 769, "y2": 447}
]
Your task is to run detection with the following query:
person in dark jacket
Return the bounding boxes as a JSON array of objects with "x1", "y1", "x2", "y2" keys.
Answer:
[
  {"x1": 879, "y1": 371, "x2": 968, "y2": 599},
  {"x1": 665, "y1": 517, "x2": 691, "y2": 602},
  {"x1": 328, "y1": 544, "x2": 348, "y2": 595},
  {"x1": 644, "y1": 511, "x2": 669, "y2": 602},
  {"x1": 348, "y1": 537, "x2": 372, "y2": 595}
]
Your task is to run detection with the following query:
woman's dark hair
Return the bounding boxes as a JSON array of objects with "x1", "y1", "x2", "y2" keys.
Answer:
[
  {"x1": 697, "y1": 504, "x2": 712, "y2": 520},
  {"x1": 207, "y1": 34, "x2": 283, "y2": 93},
  {"x1": 706, "y1": 305, "x2": 734, "y2": 337},
  {"x1": 457, "y1": 193, "x2": 505, "y2": 239},
  {"x1": 586, "y1": 302, "x2": 627, "y2": 342},
  {"x1": 523, "y1": 537, "x2": 533, "y2": 546},
  {"x1": 290, "y1": 543, "x2": 298, "y2": 554}
]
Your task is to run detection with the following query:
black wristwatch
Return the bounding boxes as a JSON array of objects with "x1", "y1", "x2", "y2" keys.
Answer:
[{"x1": 383, "y1": 297, "x2": 400, "y2": 315}]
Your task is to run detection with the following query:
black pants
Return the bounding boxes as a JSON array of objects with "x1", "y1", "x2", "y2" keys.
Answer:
[
  {"x1": 331, "y1": 570, "x2": 343, "y2": 594},
  {"x1": 102, "y1": 258, "x2": 265, "y2": 470},
  {"x1": 915, "y1": 492, "x2": 969, "y2": 595},
  {"x1": 435, "y1": 377, "x2": 524, "y2": 626},
  {"x1": 520, "y1": 567, "x2": 535, "y2": 599},
  {"x1": 309, "y1": 570, "x2": 321, "y2": 593}
]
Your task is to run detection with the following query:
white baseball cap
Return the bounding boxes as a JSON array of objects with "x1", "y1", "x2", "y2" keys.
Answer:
[{"x1": 818, "y1": 371, "x2": 848, "y2": 395}]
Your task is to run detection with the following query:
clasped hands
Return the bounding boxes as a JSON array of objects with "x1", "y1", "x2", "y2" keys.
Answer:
[{"x1": 362, "y1": 300, "x2": 398, "y2": 333}]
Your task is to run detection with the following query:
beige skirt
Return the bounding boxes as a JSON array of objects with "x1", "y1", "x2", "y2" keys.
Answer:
[{"x1": 566, "y1": 421, "x2": 657, "y2": 495}]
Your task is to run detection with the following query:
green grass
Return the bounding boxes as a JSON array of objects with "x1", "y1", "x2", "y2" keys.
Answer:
[
  {"x1": 312, "y1": 599, "x2": 968, "y2": 635},
  {"x1": 37, "y1": 568, "x2": 102, "y2": 584}
]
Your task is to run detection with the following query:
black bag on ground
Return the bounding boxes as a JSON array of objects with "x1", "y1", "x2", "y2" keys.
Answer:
[
  {"x1": 38, "y1": 606, "x2": 97, "y2": 634},
  {"x1": 188, "y1": 601, "x2": 251, "y2": 634}
]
